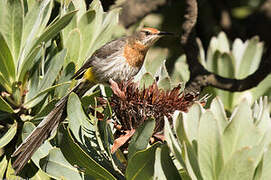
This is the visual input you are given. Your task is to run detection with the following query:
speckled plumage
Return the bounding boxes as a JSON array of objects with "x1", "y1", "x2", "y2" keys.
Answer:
[
  {"x1": 72, "y1": 28, "x2": 163, "y2": 83},
  {"x1": 73, "y1": 37, "x2": 141, "y2": 83}
]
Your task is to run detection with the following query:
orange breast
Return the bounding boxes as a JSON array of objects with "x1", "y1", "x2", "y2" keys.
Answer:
[{"x1": 123, "y1": 41, "x2": 147, "y2": 67}]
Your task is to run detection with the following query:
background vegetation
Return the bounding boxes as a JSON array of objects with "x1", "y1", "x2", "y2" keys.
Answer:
[{"x1": 0, "y1": 0, "x2": 271, "y2": 179}]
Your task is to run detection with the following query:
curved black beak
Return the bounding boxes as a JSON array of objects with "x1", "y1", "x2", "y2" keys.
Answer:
[{"x1": 158, "y1": 31, "x2": 174, "y2": 36}]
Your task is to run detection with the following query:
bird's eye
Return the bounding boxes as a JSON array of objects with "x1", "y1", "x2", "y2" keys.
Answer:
[{"x1": 144, "y1": 31, "x2": 151, "y2": 35}]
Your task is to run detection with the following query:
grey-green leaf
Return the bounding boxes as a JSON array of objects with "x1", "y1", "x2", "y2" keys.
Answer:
[
  {"x1": 210, "y1": 97, "x2": 228, "y2": 133},
  {"x1": 0, "y1": 32, "x2": 15, "y2": 84},
  {"x1": 198, "y1": 111, "x2": 223, "y2": 179},
  {"x1": 0, "y1": 121, "x2": 17, "y2": 148},
  {"x1": 0, "y1": 96, "x2": 14, "y2": 113},
  {"x1": 0, "y1": 0, "x2": 23, "y2": 61},
  {"x1": 40, "y1": 148, "x2": 83, "y2": 180},
  {"x1": 60, "y1": 127, "x2": 117, "y2": 180},
  {"x1": 164, "y1": 116, "x2": 186, "y2": 172},
  {"x1": 237, "y1": 37, "x2": 263, "y2": 79},
  {"x1": 222, "y1": 99, "x2": 261, "y2": 162},
  {"x1": 0, "y1": 156, "x2": 8, "y2": 178},
  {"x1": 18, "y1": 45, "x2": 41, "y2": 81},
  {"x1": 128, "y1": 117, "x2": 155, "y2": 160},
  {"x1": 125, "y1": 143, "x2": 160, "y2": 180},
  {"x1": 219, "y1": 145, "x2": 263, "y2": 180},
  {"x1": 32, "y1": 10, "x2": 77, "y2": 50},
  {"x1": 67, "y1": 92, "x2": 93, "y2": 144},
  {"x1": 24, "y1": 49, "x2": 67, "y2": 107},
  {"x1": 139, "y1": 73, "x2": 154, "y2": 89},
  {"x1": 64, "y1": 28, "x2": 81, "y2": 67},
  {"x1": 153, "y1": 144, "x2": 180, "y2": 180}
]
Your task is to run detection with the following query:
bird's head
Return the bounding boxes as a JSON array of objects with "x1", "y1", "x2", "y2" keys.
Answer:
[{"x1": 133, "y1": 27, "x2": 174, "y2": 48}]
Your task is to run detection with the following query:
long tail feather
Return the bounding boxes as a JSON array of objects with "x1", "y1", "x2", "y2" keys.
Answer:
[
  {"x1": 12, "y1": 80, "x2": 95, "y2": 174},
  {"x1": 12, "y1": 96, "x2": 67, "y2": 174}
]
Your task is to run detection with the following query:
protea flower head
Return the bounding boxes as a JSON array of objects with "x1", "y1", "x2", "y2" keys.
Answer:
[{"x1": 108, "y1": 79, "x2": 204, "y2": 153}]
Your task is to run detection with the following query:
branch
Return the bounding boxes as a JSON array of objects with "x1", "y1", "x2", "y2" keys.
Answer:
[
  {"x1": 204, "y1": 51, "x2": 271, "y2": 91},
  {"x1": 181, "y1": 0, "x2": 271, "y2": 93},
  {"x1": 118, "y1": 0, "x2": 167, "y2": 28}
]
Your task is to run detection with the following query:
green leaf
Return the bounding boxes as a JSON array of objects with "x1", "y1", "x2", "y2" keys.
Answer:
[
  {"x1": 0, "y1": 96, "x2": 14, "y2": 113},
  {"x1": 139, "y1": 73, "x2": 154, "y2": 89},
  {"x1": 0, "y1": 0, "x2": 23, "y2": 61},
  {"x1": 60, "y1": 126, "x2": 117, "y2": 180},
  {"x1": 128, "y1": 117, "x2": 155, "y2": 160},
  {"x1": 0, "y1": 32, "x2": 15, "y2": 84},
  {"x1": 0, "y1": 121, "x2": 17, "y2": 148},
  {"x1": 222, "y1": 99, "x2": 261, "y2": 162},
  {"x1": 125, "y1": 143, "x2": 160, "y2": 180},
  {"x1": 0, "y1": 74, "x2": 12, "y2": 93},
  {"x1": 77, "y1": 1, "x2": 120, "y2": 64},
  {"x1": 254, "y1": 158, "x2": 263, "y2": 180},
  {"x1": 158, "y1": 77, "x2": 171, "y2": 90},
  {"x1": 91, "y1": 8, "x2": 120, "y2": 54},
  {"x1": 153, "y1": 144, "x2": 180, "y2": 180},
  {"x1": 54, "y1": 62, "x2": 76, "y2": 98},
  {"x1": 182, "y1": 143, "x2": 201, "y2": 180},
  {"x1": 31, "y1": 170, "x2": 51, "y2": 180},
  {"x1": 251, "y1": 74, "x2": 271, "y2": 101},
  {"x1": 64, "y1": 28, "x2": 81, "y2": 66},
  {"x1": 237, "y1": 37, "x2": 263, "y2": 79},
  {"x1": 219, "y1": 145, "x2": 263, "y2": 180},
  {"x1": 171, "y1": 55, "x2": 190, "y2": 83},
  {"x1": 156, "y1": 61, "x2": 171, "y2": 90},
  {"x1": 213, "y1": 53, "x2": 234, "y2": 110},
  {"x1": 211, "y1": 32, "x2": 230, "y2": 54},
  {"x1": 144, "y1": 48, "x2": 168, "y2": 75},
  {"x1": 80, "y1": 89, "x2": 101, "y2": 108},
  {"x1": 164, "y1": 117, "x2": 186, "y2": 173},
  {"x1": 254, "y1": 97, "x2": 271, "y2": 133},
  {"x1": 22, "y1": 0, "x2": 53, "y2": 48},
  {"x1": 0, "y1": 156, "x2": 8, "y2": 178},
  {"x1": 217, "y1": 53, "x2": 234, "y2": 78},
  {"x1": 174, "y1": 110, "x2": 203, "y2": 180},
  {"x1": 67, "y1": 92, "x2": 93, "y2": 144},
  {"x1": 6, "y1": 160, "x2": 19, "y2": 179},
  {"x1": 37, "y1": 49, "x2": 66, "y2": 91},
  {"x1": 24, "y1": 81, "x2": 70, "y2": 109},
  {"x1": 33, "y1": 10, "x2": 77, "y2": 51},
  {"x1": 175, "y1": 103, "x2": 203, "y2": 145},
  {"x1": 198, "y1": 111, "x2": 223, "y2": 179},
  {"x1": 88, "y1": 0, "x2": 103, "y2": 40},
  {"x1": 18, "y1": 0, "x2": 51, "y2": 70},
  {"x1": 77, "y1": 10, "x2": 96, "y2": 65},
  {"x1": 60, "y1": 1, "x2": 77, "y2": 45},
  {"x1": 18, "y1": 45, "x2": 41, "y2": 81},
  {"x1": 261, "y1": 144, "x2": 271, "y2": 180},
  {"x1": 40, "y1": 148, "x2": 83, "y2": 179},
  {"x1": 32, "y1": 99, "x2": 58, "y2": 123},
  {"x1": 89, "y1": 0, "x2": 104, "y2": 13},
  {"x1": 72, "y1": 0, "x2": 86, "y2": 19},
  {"x1": 21, "y1": 122, "x2": 53, "y2": 168},
  {"x1": 66, "y1": 93, "x2": 119, "y2": 177},
  {"x1": 154, "y1": 60, "x2": 169, "y2": 79},
  {"x1": 36, "y1": 0, "x2": 54, "y2": 37},
  {"x1": 24, "y1": 49, "x2": 67, "y2": 107},
  {"x1": 210, "y1": 97, "x2": 228, "y2": 133},
  {"x1": 206, "y1": 50, "x2": 220, "y2": 74}
]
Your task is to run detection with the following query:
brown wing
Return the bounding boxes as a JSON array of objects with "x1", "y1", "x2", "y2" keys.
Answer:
[{"x1": 71, "y1": 37, "x2": 127, "y2": 80}]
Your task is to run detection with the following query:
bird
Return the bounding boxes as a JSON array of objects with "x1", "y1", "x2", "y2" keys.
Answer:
[{"x1": 11, "y1": 27, "x2": 173, "y2": 174}]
